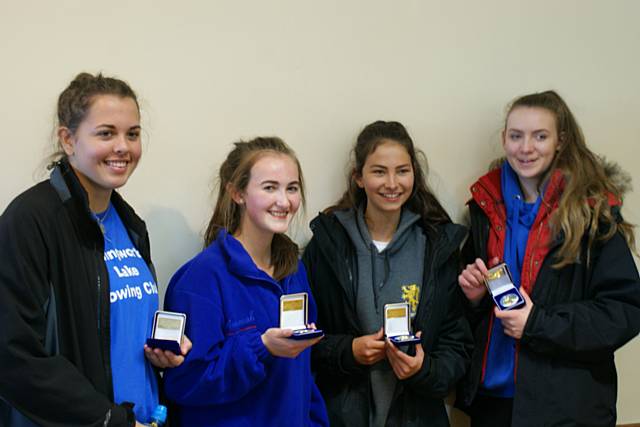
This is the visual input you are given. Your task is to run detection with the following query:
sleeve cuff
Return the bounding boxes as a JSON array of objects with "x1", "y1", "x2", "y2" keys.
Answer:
[{"x1": 246, "y1": 328, "x2": 275, "y2": 365}]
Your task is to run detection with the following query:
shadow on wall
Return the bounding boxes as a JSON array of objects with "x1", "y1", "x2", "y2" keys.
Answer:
[{"x1": 144, "y1": 206, "x2": 202, "y2": 306}]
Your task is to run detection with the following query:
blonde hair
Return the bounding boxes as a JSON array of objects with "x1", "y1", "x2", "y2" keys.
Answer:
[{"x1": 505, "y1": 90, "x2": 635, "y2": 267}]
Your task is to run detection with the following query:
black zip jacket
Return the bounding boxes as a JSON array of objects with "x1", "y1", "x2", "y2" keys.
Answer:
[
  {"x1": 457, "y1": 201, "x2": 640, "y2": 427},
  {"x1": 302, "y1": 212, "x2": 473, "y2": 427},
  {"x1": 0, "y1": 160, "x2": 155, "y2": 427}
]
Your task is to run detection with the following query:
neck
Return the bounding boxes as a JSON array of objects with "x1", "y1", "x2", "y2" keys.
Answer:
[
  {"x1": 67, "y1": 163, "x2": 112, "y2": 213},
  {"x1": 234, "y1": 225, "x2": 274, "y2": 277},
  {"x1": 88, "y1": 192, "x2": 112, "y2": 213},
  {"x1": 364, "y1": 205, "x2": 401, "y2": 242},
  {"x1": 517, "y1": 177, "x2": 541, "y2": 203}
]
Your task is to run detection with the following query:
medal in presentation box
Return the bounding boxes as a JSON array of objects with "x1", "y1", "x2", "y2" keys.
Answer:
[
  {"x1": 146, "y1": 310, "x2": 186, "y2": 354},
  {"x1": 279, "y1": 292, "x2": 323, "y2": 340},
  {"x1": 384, "y1": 302, "x2": 420, "y2": 346},
  {"x1": 484, "y1": 263, "x2": 525, "y2": 311}
]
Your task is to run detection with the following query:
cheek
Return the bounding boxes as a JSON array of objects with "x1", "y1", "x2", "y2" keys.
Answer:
[
  {"x1": 289, "y1": 194, "x2": 302, "y2": 213},
  {"x1": 130, "y1": 142, "x2": 143, "y2": 161}
]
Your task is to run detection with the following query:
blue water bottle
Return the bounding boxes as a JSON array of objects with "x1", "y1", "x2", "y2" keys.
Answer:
[{"x1": 149, "y1": 405, "x2": 167, "y2": 427}]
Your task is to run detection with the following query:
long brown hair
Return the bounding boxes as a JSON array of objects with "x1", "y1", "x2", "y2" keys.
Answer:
[
  {"x1": 505, "y1": 90, "x2": 635, "y2": 267},
  {"x1": 204, "y1": 137, "x2": 305, "y2": 280},
  {"x1": 327, "y1": 120, "x2": 451, "y2": 236}
]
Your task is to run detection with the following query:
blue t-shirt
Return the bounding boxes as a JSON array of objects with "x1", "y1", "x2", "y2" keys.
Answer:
[{"x1": 96, "y1": 203, "x2": 159, "y2": 423}]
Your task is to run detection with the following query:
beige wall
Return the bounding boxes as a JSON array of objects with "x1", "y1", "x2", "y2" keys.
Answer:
[{"x1": 1, "y1": 0, "x2": 639, "y2": 423}]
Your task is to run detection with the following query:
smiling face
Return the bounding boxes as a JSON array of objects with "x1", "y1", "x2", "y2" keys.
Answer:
[
  {"x1": 356, "y1": 139, "x2": 414, "y2": 219},
  {"x1": 503, "y1": 106, "x2": 560, "y2": 200},
  {"x1": 59, "y1": 95, "x2": 141, "y2": 211},
  {"x1": 235, "y1": 153, "x2": 302, "y2": 241}
]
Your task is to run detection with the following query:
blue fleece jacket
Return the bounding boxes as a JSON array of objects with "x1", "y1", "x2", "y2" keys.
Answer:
[{"x1": 163, "y1": 230, "x2": 328, "y2": 427}]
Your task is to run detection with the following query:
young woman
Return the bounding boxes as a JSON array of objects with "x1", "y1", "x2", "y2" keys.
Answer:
[
  {"x1": 0, "y1": 73, "x2": 189, "y2": 427},
  {"x1": 163, "y1": 137, "x2": 328, "y2": 427},
  {"x1": 456, "y1": 90, "x2": 640, "y2": 426},
  {"x1": 302, "y1": 121, "x2": 473, "y2": 426}
]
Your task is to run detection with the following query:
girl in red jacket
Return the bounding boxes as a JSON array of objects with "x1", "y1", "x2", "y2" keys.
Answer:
[{"x1": 457, "y1": 90, "x2": 640, "y2": 426}]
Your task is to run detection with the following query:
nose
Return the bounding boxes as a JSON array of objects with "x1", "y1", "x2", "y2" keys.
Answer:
[
  {"x1": 275, "y1": 189, "x2": 291, "y2": 209},
  {"x1": 113, "y1": 134, "x2": 129, "y2": 154},
  {"x1": 521, "y1": 136, "x2": 534, "y2": 153},
  {"x1": 385, "y1": 173, "x2": 398, "y2": 189}
]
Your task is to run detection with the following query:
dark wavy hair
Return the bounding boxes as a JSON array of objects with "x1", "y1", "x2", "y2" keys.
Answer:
[{"x1": 326, "y1": 120, "x2": 451, "y2": 235}]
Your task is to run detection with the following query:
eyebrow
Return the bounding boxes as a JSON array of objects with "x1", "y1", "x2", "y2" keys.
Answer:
[
  {"x1": 95, "y1": 124, "x2": 141, "y2": 130},
  {"x1": 368, "y1": 163, "x2": 411, "y2": 169},
  {"x1": 260, "y1": 180, "x2": 300, "y2": 186},
  {"x1": 507, "y1": 127, "x2": 550, "y2": 133}
]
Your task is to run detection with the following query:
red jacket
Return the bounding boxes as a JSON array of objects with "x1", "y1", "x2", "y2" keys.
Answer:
[{"x1": 457, "y1": 166, "x2": 640, "y2": 427}]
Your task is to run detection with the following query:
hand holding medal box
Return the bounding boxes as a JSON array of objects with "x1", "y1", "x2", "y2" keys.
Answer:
[
  {"x1": 484, "y1": 263, "x2": 525, "y2": 310},
  {"x1": 146, "y1": 310, "x2": 187, "y2": 354},
  {"x1": 279, "y1": 292, "x2": 324, "y2": 340},
  {"x1": 384, "y1": 302, "x2": 421, "y2": 346}
]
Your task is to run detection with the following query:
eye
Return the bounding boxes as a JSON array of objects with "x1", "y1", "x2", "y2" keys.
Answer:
[
  {"x1": 263, "y1": 184, "x2": 276, "y2": 192},
  {"x1": 97, "y1": 130, "x2": 113, "y2": 138},
  {"x1": 508, "y1": 132, "x2": 522, "y2": 141},
  {"x1": 535, "y1": 133, "x2": 548, "y2": 141},
  {"x1": 372, "y1": 169, "x2": 385, "y2": 176},
  {"x1": 287, "y1": 184, "x2": 300, "y2": 193},
  {"x1": 127, "y1": 130, "x2": 141, "y2": 140},
  {"x1": 398, "y1": 168, "x2": 412, "y2": 175}
]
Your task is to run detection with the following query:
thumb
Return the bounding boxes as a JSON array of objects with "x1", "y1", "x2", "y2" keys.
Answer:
[
  {"x1": 271, "y1": 327, "x2": 293, "y2": 337},
  {"x1": 374, "y1": 327, "x2": 385, "y2": 340},
  {"x1": 520, "y1": 287, "x2": 532, "y2": 304},
  {"x1": 414, "y1": 331, "x2": 424, "y2": 356}
]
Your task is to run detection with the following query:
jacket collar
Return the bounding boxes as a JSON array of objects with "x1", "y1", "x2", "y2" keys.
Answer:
[
  {"x1": 49, "y1": 158, "x2": 148, "y2": 253},
  {"x1": 471, "y1": 167, "x2": 565, "y2": 213},
  {"x1": 310, "y1": 210, "x2": 466, "y2": 290},
  {"x1": 217, "y1": 229, "x2": 287, "y2": 292}
]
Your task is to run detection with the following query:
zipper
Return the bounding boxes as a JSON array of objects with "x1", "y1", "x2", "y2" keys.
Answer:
[{"x1": 527, "y1": 220, "x2": 545, "y2": 291}]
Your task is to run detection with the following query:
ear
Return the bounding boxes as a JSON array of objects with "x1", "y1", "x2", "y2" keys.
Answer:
[
  {"x1": 557, "y1": 132, "x2": 565, "y2": 151},
  {"x1": 501, "y1": 129, "x2": 506, "y2": 148},
  {"x1": 58, "y1": 127, "x2": 75, "y2": 156},
  {"x1": 353, "y1": 170, "x2": 364, "y2": 189},
  {"x1": 227, "y1": 183, "x2": 244, "y2": 205}
]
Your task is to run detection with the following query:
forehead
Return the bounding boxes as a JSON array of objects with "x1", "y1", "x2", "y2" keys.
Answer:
[
  {"x1": 82, "y1": 95, "x2": 140, "y2": 125},
  {"x1": 506, "y1": 107, "x2": 556, "y2": 131},
  {"x1": 249, "y1": 153, "x2": 299, "y2": 181},
  {"x1": 365, "y1": 140, "x2": 411, "y2": 166}
]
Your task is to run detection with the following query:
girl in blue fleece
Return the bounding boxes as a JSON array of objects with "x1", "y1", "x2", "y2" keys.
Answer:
[{"x1": 163, "y1": 137, "x2": 328, "y2": 427}]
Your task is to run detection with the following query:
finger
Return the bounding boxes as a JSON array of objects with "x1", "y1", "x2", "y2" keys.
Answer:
[
  {"x1": 163, "y1": 350, "x2": 185, "y2": 367},
  {"x1": 415, "y1": 341, "x2": 424, "y2": 359},
  {"x1": 488, "y1": 257, "x2": 501, "y2": 268},
  {"x1": 494, "y1": 306, "x2": 504, "y2": 318},
  {"x1": 369, "y1": 340, "x2": 387, "y2": 350},
  {"x1": 181, "y1": 335, "x2": 193, "y2": 355},
  {"x1": 153, "y1": 348, "x2": 171, "y2": 366},
  {"x1": 144, "y1": 346, "x2": 159, "y2": 363},
  {"x1": 458, "y1": 274, "x2": 478, "y2": 290},
  {"x1": 279, "y1": 328, "x2": 294, "y2": 337},
  {"x1": 461, "y1": 268, "x2": 483, "y2": 288},
  {"x1": 475, "y1": 258, "x2": 489, "y2": 275}
]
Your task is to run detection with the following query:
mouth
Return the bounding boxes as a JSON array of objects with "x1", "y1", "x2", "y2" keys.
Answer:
[
  {"x1": 105, "y1": 159, "x2": 130, "y2": 170},
  {"x1": 517, "y1": 158, "x2": 537, "y2": 165},
  {"x1": 268, "y1": 210, "x2": 289, "y2": 219},
  {"x1": 380, "y1": 192, "x2": 402, "y2": 201}
]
